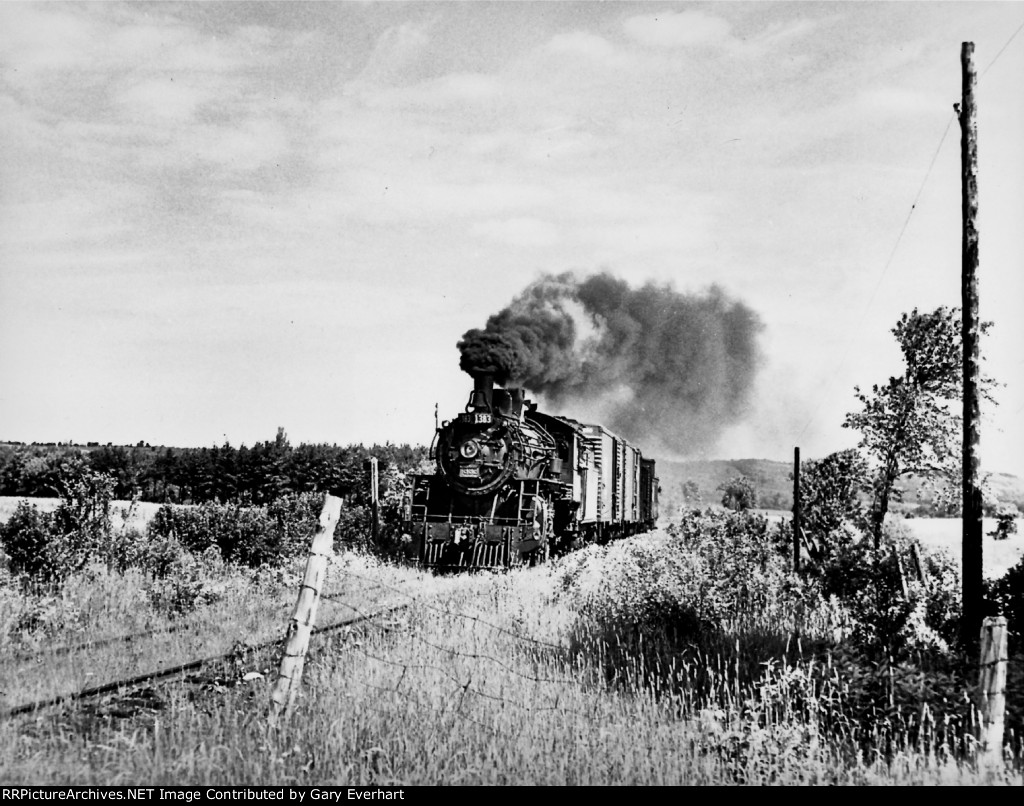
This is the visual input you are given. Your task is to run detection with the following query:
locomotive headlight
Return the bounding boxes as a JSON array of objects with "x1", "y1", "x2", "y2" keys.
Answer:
[{"x1": 459, "y1": 440, "x2": 481, "y2": 460}]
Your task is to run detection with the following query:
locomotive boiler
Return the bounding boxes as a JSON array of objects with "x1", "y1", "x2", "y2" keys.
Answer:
[{"x1": 403, "y1": 373, "x2": 659, "y2": 569}]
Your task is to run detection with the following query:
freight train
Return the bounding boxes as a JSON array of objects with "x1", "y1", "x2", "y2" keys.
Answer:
[{"x1": 402, "y1": 373, "x2": 659, "y2": 569}]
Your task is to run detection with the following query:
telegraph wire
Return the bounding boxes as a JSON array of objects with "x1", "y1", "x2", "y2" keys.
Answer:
[
  {"x1": 793, "y1": 110, "x2": 957, "y2": 444},
  {"x1": 793, "y1": 20, "x2": 1024, "y2": 446},
  {"x1": 980, "y1": 18, "x2": 1024, "y2": 77},
  {"x1": 328, "y1": 559, "x2": 568, "y2": 651},
  {"x1": 1, "y1": 602, "x2": 407, "y2": 718}
]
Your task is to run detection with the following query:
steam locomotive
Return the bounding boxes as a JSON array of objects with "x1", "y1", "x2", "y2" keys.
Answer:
[{"x1": 402, "y1": 373, "x2": 659, "y2": 569}]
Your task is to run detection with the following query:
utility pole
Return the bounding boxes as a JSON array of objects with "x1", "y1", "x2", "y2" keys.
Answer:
[
  {"x1": 959, "y1": 41, "x2": 983, "y2": 652},
  {"x1": 793, "y1": 447, "x2": 801, "y2": 572},
  {"x1": 368, "y1": 456, "x2": 380, "y2": 544}
]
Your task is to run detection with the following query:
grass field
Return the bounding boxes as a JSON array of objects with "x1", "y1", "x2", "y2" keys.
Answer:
[
  {"x1": 2, "y1": 495, "x2": 1023, "y2": 783},
  {"x1": 902, "y1": 516, "x2": 1024, "y2": 579},
  {"x1": 4, "y1": 548, "x2": 1019, "y2": 786},
  {"x1": 3, "y1": 547, "x2": 1020, "y2": 785}
]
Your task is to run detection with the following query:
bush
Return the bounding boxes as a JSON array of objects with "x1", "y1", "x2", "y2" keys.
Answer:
[
  {"x1": 795, "y1": 449, "x2": 871, "y2": 566},
  {"x1": 800, "y1": 518, "x2": 962, "y2": 657},
  {"x1": 989, "y1": 507, "x2": 1020, "y2": 541},
  {"x1": 146, "y1": 493, "x2": 323, "y2": 568},
  {"x1": 558, "y1": 510, "x2": 809, "y2": 657},
  {"x1": 987, "y1": 553, "x2": 1024, "y2": 642},
  {"x1": 0, "y1": 465, "x2": 122, "y2": 587},
  {"x1": 144, "y1": 547, "x2": 222, "y2": 618},
  {"x1": 718, "y1": 477, "x2": 758, "y2": 511},
  {"x1": 557, "y1": 511, "x2": 981, "y2": 764},
  {"x1": 0, "y1": 500, "x2": 54, "y2": 580}
]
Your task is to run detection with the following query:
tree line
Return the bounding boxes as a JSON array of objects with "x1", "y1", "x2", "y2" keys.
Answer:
[{"x1": 0, "y1": 428, "x2": 429, "y2": 506}]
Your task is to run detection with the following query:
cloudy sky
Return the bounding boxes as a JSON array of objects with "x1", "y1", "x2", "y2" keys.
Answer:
[{"x1": 2, "y1": 1, "x2": 1023, "y2": 476}]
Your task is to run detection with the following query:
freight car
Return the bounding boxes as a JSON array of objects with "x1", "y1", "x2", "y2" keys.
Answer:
[{"x1": 402, "y1": 373, "x2": 659, "y2": 569}]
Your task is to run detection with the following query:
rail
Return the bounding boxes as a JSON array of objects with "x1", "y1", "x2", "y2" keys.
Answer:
[{"x1": 2, "y1": 603, "x2": 408, "y2": 719}]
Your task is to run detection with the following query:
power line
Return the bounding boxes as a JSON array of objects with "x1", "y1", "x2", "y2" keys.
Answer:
[
  {"x1": 980, "y1": 18, "x2": 1024, "y2": 77},
  {"x1": 794, "y1": 111, "x2": 957, "y2": 444},
  {"x1": 793, "y1": 21, "x2": 1024, "y2": 447}
]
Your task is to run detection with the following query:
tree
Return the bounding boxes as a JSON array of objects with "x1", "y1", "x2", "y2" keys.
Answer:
[
  {"x1": 680, "y1": 479, "x2": 702, "y2": 509},
  {"x1": 718, "y1": 476, "x2": 757, "y2": 511},
  {"x1": 88, "y1": 444, "x2": 140, "y2": 499},
  {"x1": 843, "y1": 307, "x2": 993, "y2": 548},
  {"x1": 796, "y1": 449, "x2": 871, "y2": 565}
]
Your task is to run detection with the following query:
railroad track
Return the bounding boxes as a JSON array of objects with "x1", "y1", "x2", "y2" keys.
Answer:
[
  {"x1": 2, "y1": 603, "x2": 410, "y2": 719},
  {"x1": 9, "y1": 621, "x2": 197, "y2": 663}
]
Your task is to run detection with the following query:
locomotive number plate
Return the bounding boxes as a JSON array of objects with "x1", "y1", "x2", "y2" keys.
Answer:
[
  {"x1": 460, "y1": 413, "x2": 492, "y2": 424},
  {"x1": 459, "y1": 467, "x2": 480, "y2": 478}
]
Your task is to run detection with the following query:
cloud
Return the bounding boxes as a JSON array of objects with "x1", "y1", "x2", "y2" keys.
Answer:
[
  {"x1": 113, "y1": 78, "x2": 217, "y2": 123},
  {"x1": 621, "y1": 10, "x2": 817, "y2": 60},
  {"x1": 0, "y1": 6, "x2": 242, "y2": 85},
  {"x1": 0, "y1": 4, "x2": 103, "y2": 73},
  {"x1": 622, "y1": 10, "x2": 731, "y2": 49},
  {"x1": 740, "y1": 17, "x2": 819, "y2": 57},
  {"x1": 362, "y1": 174, "x2": 557, "y2": 223},
  {"x1": 0, "y1": 191, "x2": 144, "y2": 251},
  {"x1": 547, "y1": 31, "x2": 617, "y2": 60},
  {"x1": 189, "y1": 118, "x2": 291, "y2": 172},
  {"x1": 471, "y1": 217, "x2": 559, "y2": 248},
  {"x1": 856, "y1": 86, "x2": 948, "y2": 117},
  {"x1": 351, "y1": 21, "x2": 431, "y2": 88},
  {"x1": 360, "y1": 72, "x2": 502, "y2": 109}
]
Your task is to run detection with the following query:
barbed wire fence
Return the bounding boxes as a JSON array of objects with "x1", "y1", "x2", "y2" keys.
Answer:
[{"x1": 2, "y1": 531, "x2": 1022, "y2": 773}]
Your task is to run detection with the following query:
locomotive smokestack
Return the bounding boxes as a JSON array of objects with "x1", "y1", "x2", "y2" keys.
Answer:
[{"x1": 470, "y1": 372, "x2": 494, "y2": 412}]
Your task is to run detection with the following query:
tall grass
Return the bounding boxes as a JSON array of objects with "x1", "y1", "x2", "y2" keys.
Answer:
[
  {"x1": 2, "y1": 481, "x2": 1022, "y2": 785},
  {"x1": 2, "y1": 543, "x2": 1021, "y2": 784},
  {"x1": 554, "y1": 513, "x2": 1023, "y2": 780}
]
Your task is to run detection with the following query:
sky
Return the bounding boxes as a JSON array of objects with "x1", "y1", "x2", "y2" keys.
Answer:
[{"x1": 1, "y1": 1, "x2": 1023, "y2": 477}]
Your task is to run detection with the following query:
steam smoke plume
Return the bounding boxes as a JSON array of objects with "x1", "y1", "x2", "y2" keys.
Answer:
[{"x1": 457, "y1": 272, "x2": 763, "y2": 455}]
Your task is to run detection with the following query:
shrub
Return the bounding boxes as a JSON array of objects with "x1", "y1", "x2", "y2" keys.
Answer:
[
  {"x1": 987, "y1": 553, "x2": 1024, "y2": 642},
  {"x1": 795, "y1": 449, "x2": 871, "y2": 566},
  {"x1": 146, "y1": 493, "x2": 323, "y2": 568},
  {"x1": 989, "y1": 506, "x2": 1020, "y2": 541},
  {"x1": 144, "y1": 548, "x2": 221, "y2": 618},
  {"x1": 558, "y1": 509, "x2": 812, "y2": 661},
  {"x1": 0, "y1": 500, "x2": 54, "y2": 580},
  {"x1": 557, "y1": 509, "x2": 984, "y2": 764},
  {"x1": 105, "y1": 527, "x2": 150, "y2": 574},
  {"x1": 0, "y1": 465, "x2": 123, "y2": 587},
  {"x1": 334, "y1": 465, "x2": 417, "y2": 560},
  {"x1": 795, "y1": 517, "x2": 961, "y2": 658},
  {"x1": 718, "y1": 477, "x2": 758, "y2": 511}
]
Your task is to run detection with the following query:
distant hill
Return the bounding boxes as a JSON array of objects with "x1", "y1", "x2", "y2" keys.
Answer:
[
  {"x1": 656, "y1": 459, "x2": 793, "y2": 513},
  {"x1": 656, "y1": 458, "x2": 1024, "y2": 517}
]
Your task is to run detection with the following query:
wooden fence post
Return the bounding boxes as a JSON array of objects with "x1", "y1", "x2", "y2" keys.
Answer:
[
  {"x1": 269, "y1": 494, "x2": 343, "y2": 724},
  {"x1": 978, "y1": 616, "x2": 1007, "y2": 769}
]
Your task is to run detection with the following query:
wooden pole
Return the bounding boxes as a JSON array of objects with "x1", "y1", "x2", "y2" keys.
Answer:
[
  {"x1": 959, "y1": 41, "x2": 983, "y2": 652},
  {"x1": 909, "y1": 540, "x2": 930, "y2": 591},
  {"x1": 269, "y1": 494, "x2": 343, "y2": 724},
  {"x1": 792, "y1": 447, "x2": 801, "y2": 572},
  {"x1": 892, "y1": 542, "x2": 909, "y2": 600},
  {"x1": 369, "y1": 456, "x2": 380, "y2": 544},
  {"x1": 978, "y1": 616, "x2": 1007, "y2": 769}
]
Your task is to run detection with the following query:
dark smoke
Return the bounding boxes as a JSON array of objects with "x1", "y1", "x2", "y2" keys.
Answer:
[{"x1": 457, "y1": 272, "x2": 763, "y2": 455}]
